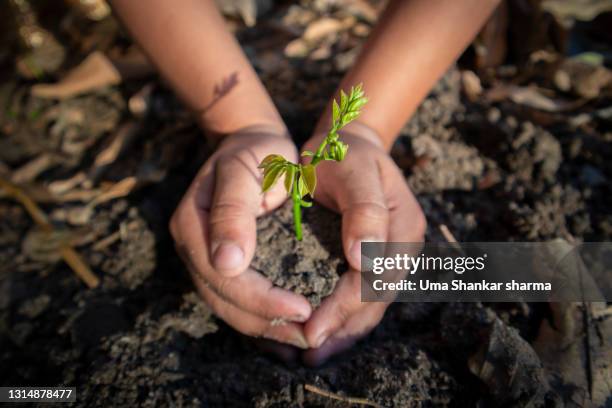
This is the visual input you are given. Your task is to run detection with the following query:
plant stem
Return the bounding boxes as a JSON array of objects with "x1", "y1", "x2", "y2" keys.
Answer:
[
  {"x1": 310, "y1": 128, "x2": 336, "y2": 166},
  {"x1": 291, "y1": 181, "x2": 302, "y2": 241}
]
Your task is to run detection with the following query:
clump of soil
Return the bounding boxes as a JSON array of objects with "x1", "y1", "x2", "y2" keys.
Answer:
[{"x1": 252, "y1": 200, "x2": 345, "y2": 307}]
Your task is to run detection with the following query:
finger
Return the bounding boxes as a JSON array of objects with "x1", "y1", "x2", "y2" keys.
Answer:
[
  {"x1": 208, "y1": 155, "x2": 261, "y2": 277},
  {"x1": 384, "y1": 170, "x2": 427, "y2": 243},
  {"x1": 175, "y1": 201, "x2": 312, "y2": 322},
  {"x1": 193, "y1": 273, "x2": 309, "y2": 349},
  {"x1": 303, "y1": 302, "x2": 387, "y2": 366},
  {"x1": 336, "y1": 160, "x2": 389, "y2": 271},
  {"x1": 303, "y1": 270, "x2": 363, "y2": 348}
]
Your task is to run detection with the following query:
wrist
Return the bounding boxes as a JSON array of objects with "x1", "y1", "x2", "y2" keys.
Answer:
[{"x1": 205, "y1": 120, "x2": 290, "y2": 146}]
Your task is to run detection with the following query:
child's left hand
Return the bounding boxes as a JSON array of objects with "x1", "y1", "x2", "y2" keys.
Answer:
[{"x1": 300, "y1": 125, "x2": 426, "y2": 365}]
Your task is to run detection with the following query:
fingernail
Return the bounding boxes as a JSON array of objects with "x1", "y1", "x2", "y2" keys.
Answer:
[
  {"x1": 314, "y1": 331, "x2": 328, "y2": 349},
  {"x1": 212, "y1": 242, "x2": 244, "y2": 272},
  {"x1": 289, "y1": 314, "x2": 308, "y2": 323},
  {"x1": 349, "y1": 237, "x2": 380, "y2": 270},
  {"x1": 292, "y1": 332, "x2": 309, "y2": 349}
]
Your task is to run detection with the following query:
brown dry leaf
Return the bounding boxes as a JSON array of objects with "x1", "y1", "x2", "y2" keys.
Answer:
[
  {"x1": 284, "y1": 38, "x2": 310, "y2": 58},
  {"x1": 531, "y1": 240, "x2": 610, "y2": 406},
  {"x1": 214, "y1": 0, "x2": 272, "y2": 27},
  {"x1": 533, "y1": 302, "x2": 611, "y2": 406},
  {"x1": 557, "y1": 59, "x2": 612, "y2": 99},
  {"x1": 487, "y1": 85, "x2": 578, "y2": 112},
  {"x1": 468, "y1": 318, "x2": 555, "y2": 405},
  {"x1": 89, "y1": 122, "x2": 141, "y2": 182},
  {"x1": 48, "y1": 172, "x2": 87, "y2": 195},
  {"x1": 344, "y1": 0, "x2": 379, "y2": 23},
  {"x1": 65, "y1": 0, "x2": 111, "y2": 21},
  {"x1": 31, "y1": 51, "x2": 120, "y2": 99},
  {"x1": 65, "y1": 177, "x2": 137, "y2": 225},
  {"x1": 461, "y1": 70, "x2": 483, "y2": 102},
  {"x1": 303, "y1": 17, "x2": 344, "y2": 42},
  {"x1": 128, "y1": 83, "x2": 155, "y2": 118},
  {"x1": 93, "y1": 177, "x2": 138, "y2": 206},
  {"x1": 542, "y1": 0, "x2": 612, "y2": 26},
  {"x1": 11, "y1": 153, "x2": 57, "y2": 184}
]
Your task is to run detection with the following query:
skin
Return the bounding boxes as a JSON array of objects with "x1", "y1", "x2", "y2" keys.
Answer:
[{"x1": 110, "y1": 0, "x2": 500, "y2": 364}]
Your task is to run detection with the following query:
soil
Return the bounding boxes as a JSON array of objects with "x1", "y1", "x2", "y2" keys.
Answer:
[
  {"x1": 252, "y1": 201, "x2": 344, "y2": 307},
  {"x1": 1, "y1": 1, "x2": 611, "y2": 407}
]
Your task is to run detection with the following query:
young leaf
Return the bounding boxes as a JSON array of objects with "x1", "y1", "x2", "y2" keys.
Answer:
[
  {"x1": 340, "y1": 90, "x2": 348, "y2": 112},
  {"x1": 332, "y1": 99, "x2": 340, "y2": 123},
  {"x1": 297, "y1": 174, "x2": 307, "y2": 198},
  {"x1": 258, "y1": 154, "x2": 285, "y2": 169},
  {"x1": 300, "y1": 199, "x2": 313, "y2": 207},
  {"x1": 301, "y1": 150, "x2": 314, "y2": 157},
  {"x1": 301, "y1": 164, "x2": 317, "y2": 197},
  {"x1": 262, "y1": 163, "x2": 286, "y2": 192},
  {"x1": 284, "y1": 165, "x2": 296, "y2": 194}
]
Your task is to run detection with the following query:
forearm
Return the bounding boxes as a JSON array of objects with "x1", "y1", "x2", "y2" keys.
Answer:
[
  {"x1": 316, "y1": 0, "x2": 500, "y2": 150},
  {"x1": 110, "y1": 0, "x2": 285, "y2": 136}
]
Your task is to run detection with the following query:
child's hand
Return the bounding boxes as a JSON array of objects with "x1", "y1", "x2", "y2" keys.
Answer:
[
  {"x1": 300, "y1": 126, "x2": 426, "y2": 365},
  {"x1": 170, "y1": 126, "x2": 311, "y2": 349}
]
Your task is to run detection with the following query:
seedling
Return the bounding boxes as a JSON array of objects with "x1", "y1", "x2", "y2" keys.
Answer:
[{"x1": 258, "y1": 84, "x2": 368, "y2": 240}]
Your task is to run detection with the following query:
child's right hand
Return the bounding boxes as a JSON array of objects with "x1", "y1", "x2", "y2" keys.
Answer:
[{"x1": 170, "y1": 126, "x2": 311, "y2": 349}]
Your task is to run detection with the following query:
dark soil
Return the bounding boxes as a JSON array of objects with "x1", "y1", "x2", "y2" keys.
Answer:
[
  {"x1": 252, "y1": 201, "x2": 344, "y2": 307},
  {"x1": 1, "y1": 1, "x2": 611, "y2": 407}
]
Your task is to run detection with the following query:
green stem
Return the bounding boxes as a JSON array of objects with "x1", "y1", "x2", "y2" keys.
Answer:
[
  {"x1": 291, "y1": 180, "x2": 302, "y2": 241},
  {"x1": 310, "y1": 128, "x2": 336, "y2": 166}
]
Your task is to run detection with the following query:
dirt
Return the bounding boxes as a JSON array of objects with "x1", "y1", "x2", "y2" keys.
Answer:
[
  {"x1": 1, "y1": 1, "x2": 611, "y2": 407},
  {"x1": 252, "y1": 201, "x2": 344, "y2": 307}
]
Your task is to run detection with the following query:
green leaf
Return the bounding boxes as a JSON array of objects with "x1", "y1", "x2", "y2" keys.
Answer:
[
  {"x1": 300, "y1": 199, "x2": 313, "y2": 207},
  {"x1": 262, "y1": 163, "x2": 286, "y2": 192},
  {"x1": 349, "y1": 96, "x2": 368, "y2": 111},
  {"x1": 301, "y1": 150, "x2": 314, "y2": 157},
  {"x1": 341, "y1": 111, "x2": 360, "y2": 126},
  {"x1": 258, "y1": 154, "x2": 285, "y2": 169},
  {"x1": 301, "y1": 164, "x2": 317, "y2": 197},
  {"x1": 297, "y1": 174, "x2": 307, "y2": 199},
  {"x1": 284, "y1": 165, "x2": 296, "y2": 194},
  {"x1": 338, "y1": 143, "x2": 348, "y2": 161},
  {"x1": 340, "y1": 90, "x2": 348, "y2": 112},
  {"x1": 332, "y1": 99, "x2": 340, "y2": 123}
]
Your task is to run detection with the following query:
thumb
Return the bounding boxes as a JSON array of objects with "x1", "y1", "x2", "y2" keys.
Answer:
[
  {"x1": 338, "y1": 168, "x2": 389, "y2": 271},
  {"x1": 208, "y1": 156, "x2": 260, "y2": 277}
]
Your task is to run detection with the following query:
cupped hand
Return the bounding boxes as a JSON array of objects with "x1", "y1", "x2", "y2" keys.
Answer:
[
  {"x1": 170, "y1": 125, "x2": 311, "y2": 349},
  {"x1": 301, "y1": 124, "x2": 426, "y2": 365}
]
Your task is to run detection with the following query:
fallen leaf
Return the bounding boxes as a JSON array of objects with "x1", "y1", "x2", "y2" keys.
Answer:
[
  {"x1": 214, "y1": 0, "x2": 272, "y2": 27},
  {"x1": 487, "y1": 85, "x2": 580, "y2": 112},
  {"x1": 31, "y1": 51, "x2": 121, "y2": 99},
  {"x1": 284, "y1": 38, "x2": 310, "y2": 58},
  {"x1": 11, "y1": 153, "x2": 57, "y2": 184},
  {"x1": 303, "y1": 17, "x2": 344, "y2": 42},
  {"x1": 542, "y1": 0, "x2": 612, "y2": 26},
  {"x1": 461, "y1": 70, "x2": 483, "y2": 101}
]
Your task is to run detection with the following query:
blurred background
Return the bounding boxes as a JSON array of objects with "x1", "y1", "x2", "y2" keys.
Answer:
[{"x1": 0, "y1": 0, "x2": 610, "y2": 406}]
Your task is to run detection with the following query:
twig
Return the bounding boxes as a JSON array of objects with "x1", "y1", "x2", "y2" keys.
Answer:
[
  {"x1": 0, "y1": 175, "x2": 100, "y2": 288},
  {"x1": 439, "y1": 224, "x2": 464, "y2": 254},
  {"x1": 592, "y1": 306, "x2": 612, "y2": 320},
  {"x1": 304, "y1": 384, "x2": 384, "y2": 408}
]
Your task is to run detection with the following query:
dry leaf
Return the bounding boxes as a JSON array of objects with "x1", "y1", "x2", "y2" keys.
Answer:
[
  {"x1": 31, "y1": 51, "x2": 121, "y2": 99},
  {"x1": 303, "y1": 17, "x2": 344, "y2": 42},
  {"x1": 461, "y1": 70, "x2": 483, "y2": 102},
  {"x1": 11, "y1": 153, "x2": 56, "y2": 184},
  {"x1": 542, "y1": 0, "x2": 612, "y2": 26}
]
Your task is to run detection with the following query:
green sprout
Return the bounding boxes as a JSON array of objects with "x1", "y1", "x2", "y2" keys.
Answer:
[{"x1": 258, "y1": 84, "x2": 368, "y2": 240}]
